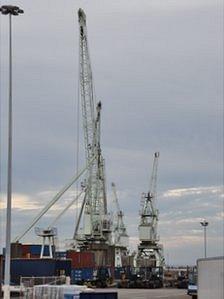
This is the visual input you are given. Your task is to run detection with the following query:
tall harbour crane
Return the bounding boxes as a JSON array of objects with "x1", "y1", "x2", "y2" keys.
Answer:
[
  {"x1": 137, "y1": 152, "x2": 164, "y2": 267},
  {"x1": 111, "y1": 182, "x2": 129, "y2": 266},
  {"x1": 74, "y1": 9, "x2": 111, "y2": 246}
]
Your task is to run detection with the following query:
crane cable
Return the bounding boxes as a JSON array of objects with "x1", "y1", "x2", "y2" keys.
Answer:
[
  {"x1": 13, "y1": 154, "x2": 96, "y2": 242},
  {"x1": 49, "y1": 188, "x2": 85, "y2": 229}
]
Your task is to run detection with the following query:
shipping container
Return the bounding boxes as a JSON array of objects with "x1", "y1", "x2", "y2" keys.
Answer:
[
  {"x1": 80, "y1": 292, "x2": 117, "y2": 299},
  {"x1": 21, "y1": 244, "x2": 31, "y2": 258},
  {"x1": 3, "y1": 258, "x2": 71, "y2": 284},
  {"x1": 71, "y1": 268, "x2": 94, "y2": 284},
  {"x1": 10, "y1": 259, "x2": 55, "y2": 284},
  {"x1": 81, "y1": 268, "x2": 94, "y2": 281},
  {"x1": 55, "y1": 251, "x2": 67, "y2": 259},
  {"x1": 30, "y1": 244, "x2": 54, "y2": 256},
  {"x1": 86, "y1": 244, "x2": 114, "y2": 267},
  {"x1": 20, "y1": 244, "x2": 55, "y2": 258},
  {"x1": 3, "y1": 243, "x2": 23, "y2": 258},
  {"x1": 55, "y1": 259, "x2": 71, "y2": 276},
  {"x1": 67, "y1": 251, "x2": 95, "y2": 269},
  {"x1": 71, "y1": 269, "x2": 82, "y2": 283}
]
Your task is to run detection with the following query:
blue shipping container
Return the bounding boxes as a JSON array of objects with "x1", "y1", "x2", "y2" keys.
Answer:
[
  {"x1": 71, "y1": 269, "x2": 82, "y2": 283},
  {"x1": 71, "y1": 268, "x2": 93, "y2": 284},
  {"x1": 81, "y1": 268, "x2": 93, "y2": 281},
  {"x1": 11, "y1": 259, "x2": 55, "y2": 284},
  {"x1": 55, "y1": 259, "x2": 71, "y2": 276},
  {"x1": 9, "y1": 259, "x2": 71, "y2": 284},
  {"x1": 30, "y1": 244, "x2": 52, "y2": 256}
]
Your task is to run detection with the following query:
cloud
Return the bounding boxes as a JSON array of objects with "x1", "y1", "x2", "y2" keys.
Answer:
[
  {"x1": 0, "y1": 189, "x2": 83, "y2": 212},
  {"x1": 162, "y1": 186, "x2": 223, "y2": 199},
  {"x1": 0, "y1": 193, "x2": 40, "y2": 211},
  {"x1": 163, "y1": 235, "x2": 203, "y2": 249}
]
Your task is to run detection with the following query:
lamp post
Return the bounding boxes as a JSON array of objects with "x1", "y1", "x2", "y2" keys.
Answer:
[
  {"x1": 200, "y1": 219, "x2": 209, "y2": 258},
  {"x1": 0, "y1": 5, "x2": 23, "y2": 299}
]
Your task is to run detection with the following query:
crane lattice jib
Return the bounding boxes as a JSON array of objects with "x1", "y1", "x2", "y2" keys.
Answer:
[
  {"x1": 111, "y1": 182, "x2": 121, "y2": 213},
  {"x1": 149, "y1": 151, "x2": 159, "y2": 209},
  {"x1": 111, "y1": 182, "x2": 128, "y2": 245},
  {"x1": 142, "y1": 152, "x2": 159, "y2": 217},
  {"x1": 78, "y1": 9, "x2": 95, "y2": 162},
  {"x1": 78, "y1": 8, "x2": 107, "y2": 235},
  {"x1": 78, "y1": 8, "x2": 98, "y2": 212}
]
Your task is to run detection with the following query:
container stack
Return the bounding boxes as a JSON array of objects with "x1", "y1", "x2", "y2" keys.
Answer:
[
  {"x1": 7, "y1": 258, "x2": 71, "y2": 284},
  {"x1": 67, "y1": 251, "x2": 95, "y2": 284}
]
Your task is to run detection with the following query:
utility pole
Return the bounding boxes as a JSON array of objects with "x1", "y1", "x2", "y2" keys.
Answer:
[
  {"x1": 0, "y1": 5, "x2": 23, "y2": 299},
  {"x1": 200, "y1": 219, "x2": 209, "y2": 258}
]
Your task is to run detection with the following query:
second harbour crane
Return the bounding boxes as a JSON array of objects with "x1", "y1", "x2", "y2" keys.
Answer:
[{"x1": 136, "y1": 152, "x2": 164, "y2": 267}]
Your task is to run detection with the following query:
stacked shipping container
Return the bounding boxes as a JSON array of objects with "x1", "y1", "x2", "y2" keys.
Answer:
[
  {"x1": 1, "y1": 258, "x2": 72, "y2": 284},
  {"x1": 66, "y1": 251, "x2": 95, "y2": 269},
  {"x1": 67, "y1": 251, "x2": 95, "y2": 284},
  {"x1": 3, "y1": 243, "x2": 55, "y2": 259}
]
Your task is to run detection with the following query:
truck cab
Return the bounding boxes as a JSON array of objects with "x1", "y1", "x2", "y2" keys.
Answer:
[{"x1": 187, "y1": 268, "x2": 197, "y2": 299}]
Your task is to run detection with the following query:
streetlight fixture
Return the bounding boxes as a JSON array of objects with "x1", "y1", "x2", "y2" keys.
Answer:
[
  {"x1": 0, "y1": 5, "x2": 23, "y2": 299},
  {"x1": 200, "y1": 219, "x2": 209, "y2": 258}
]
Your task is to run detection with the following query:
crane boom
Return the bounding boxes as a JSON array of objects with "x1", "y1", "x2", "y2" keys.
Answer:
[
  {"x1": 74, "y1": 9, "x2": 111, "y2": 244},
  {"x1": 111, "y1": 182, "x2": 121, "y2": 213},
  {"x1": 78, "y1": 9, "x2": 95, "y2": 162},
  {"x1": 48, "y1": 188, "x2": 85, "y2": 229}
]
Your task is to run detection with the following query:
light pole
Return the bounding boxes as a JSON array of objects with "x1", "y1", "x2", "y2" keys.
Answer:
[
  {"x1": 200, "y1": 219, "x2": 209, "y2": 258},
  {"x1": 0, "y1": 5, "x2": 23, "y2": 299}
]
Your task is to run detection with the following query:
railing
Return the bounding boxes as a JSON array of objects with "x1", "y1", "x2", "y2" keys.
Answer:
[{"x1": 20, "y1": 275, "x2": 66, "y2": 299}]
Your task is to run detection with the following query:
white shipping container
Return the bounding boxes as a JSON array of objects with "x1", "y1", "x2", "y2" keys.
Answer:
[{"x1": 197, "y1": 256, "x2": 224, "y2": 299}]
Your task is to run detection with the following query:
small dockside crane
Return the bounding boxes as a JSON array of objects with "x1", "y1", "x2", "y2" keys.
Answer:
[{"x1": 137, "y1": 152, "x2": 164, "y2": 268}]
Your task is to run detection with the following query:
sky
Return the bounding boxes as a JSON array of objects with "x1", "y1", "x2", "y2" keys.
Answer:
[{"x1": 0, "y1": 0, "x2": 223, "y2": 265}]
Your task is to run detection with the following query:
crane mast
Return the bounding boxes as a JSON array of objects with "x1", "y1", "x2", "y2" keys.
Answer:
[
  {"x1": 137, "y1": 152, "x2": 164, "y2": 267},
  {"x1": 74, "y1": 9, "x2": 111, "y2": 245},
  {"x1": 140, "y1": 152, "x2": 159, "y2": 242},
  {"x1": 111, "y1": 182, "x2": 129, "y2": 267},
  {"x1": 111, "y1": 182, "x2": 129, "y2": 247}
]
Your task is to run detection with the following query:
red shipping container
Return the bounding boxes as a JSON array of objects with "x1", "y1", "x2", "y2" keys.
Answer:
[{"x1": 67, "y1": 251, "x2": 95, "y2": 269}]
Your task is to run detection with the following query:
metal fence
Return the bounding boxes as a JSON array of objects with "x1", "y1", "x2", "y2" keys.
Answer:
[{"x1": 20, "y1": 275, "x2": 66, "y2": 298}]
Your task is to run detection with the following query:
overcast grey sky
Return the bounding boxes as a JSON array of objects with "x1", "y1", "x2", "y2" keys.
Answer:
[{"x1": 0, "y1": 0, "x2": 223, "y2": 265}]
